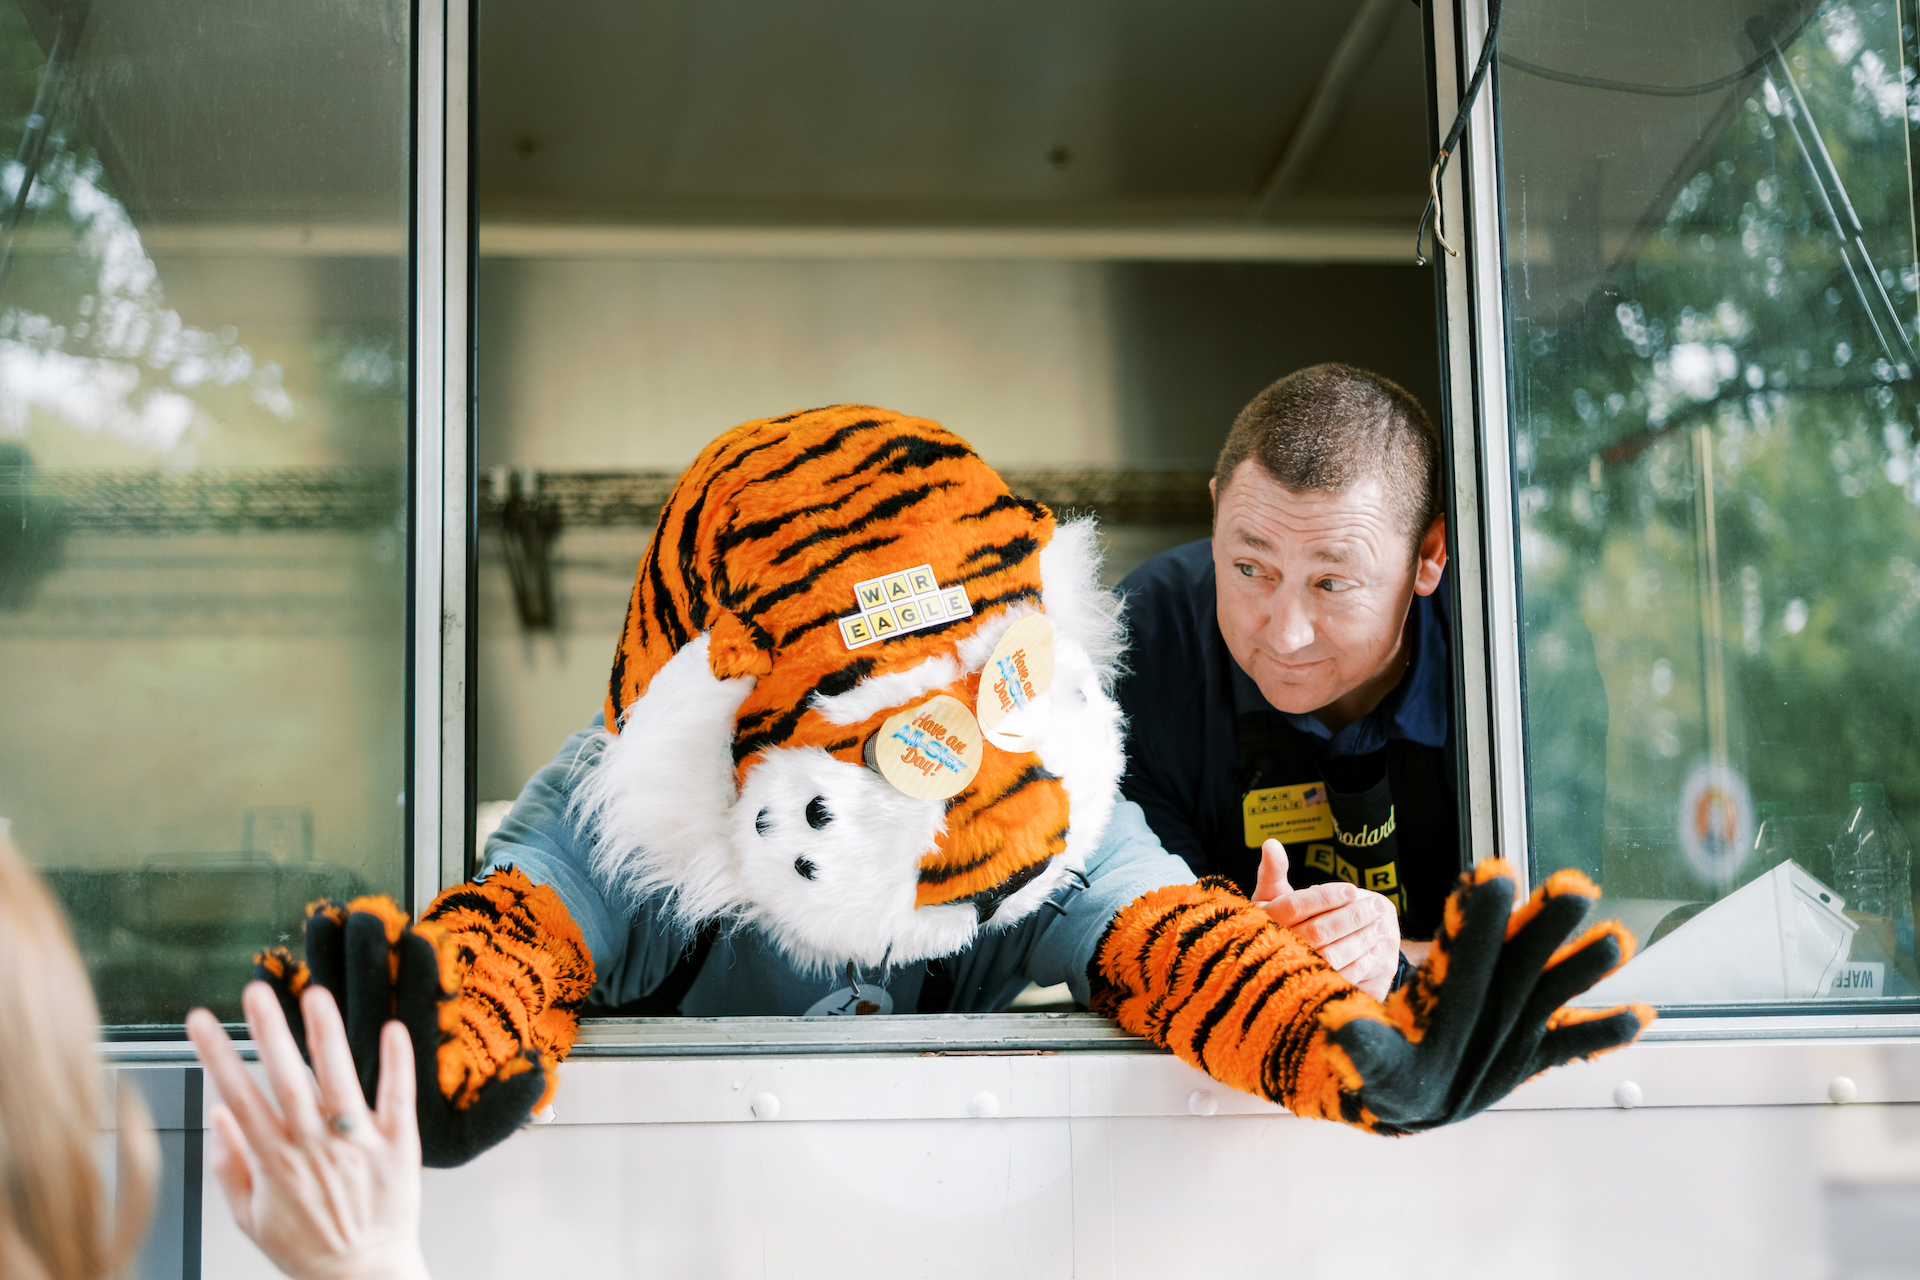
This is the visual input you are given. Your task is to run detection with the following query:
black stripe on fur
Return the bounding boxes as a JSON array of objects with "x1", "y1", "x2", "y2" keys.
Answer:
[
  {"x1": 821, "y1": 433, "x2": 972, "y2": 486},
  {"x1": 768, "y1": 482, "x2": 954, "y2": 569}
]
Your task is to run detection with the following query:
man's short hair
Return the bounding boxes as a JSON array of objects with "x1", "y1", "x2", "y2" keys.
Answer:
[{"x1": 1213, "y1": 363, "x2": 1442, "y2": 555}]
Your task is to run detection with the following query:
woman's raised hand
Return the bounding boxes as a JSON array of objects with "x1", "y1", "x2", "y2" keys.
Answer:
[{"x1": 186, "y1": 981, "x2": 430, "y2": 1280}]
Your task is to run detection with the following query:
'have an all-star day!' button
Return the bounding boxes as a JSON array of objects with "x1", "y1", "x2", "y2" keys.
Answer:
[{"x1": 865, "y1": 694, "x2": 982, "y2": 800}]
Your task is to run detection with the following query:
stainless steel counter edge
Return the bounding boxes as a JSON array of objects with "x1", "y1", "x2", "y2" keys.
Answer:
[
  {"x1": 100, "y1": 1008, "x2": 1920, "y2": 1059},
  {"x1": 100, "y1": 1012, "x2": 1920, "y2": 1121}
]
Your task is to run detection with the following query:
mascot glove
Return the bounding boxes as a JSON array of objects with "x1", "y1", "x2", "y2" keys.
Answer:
[
  {"x1": 1093, "y1": 860, "x2": 1654, "y2": 1134},
  {"x1": 253, "y1": 867, "x2": 595, "y2": 1167}
]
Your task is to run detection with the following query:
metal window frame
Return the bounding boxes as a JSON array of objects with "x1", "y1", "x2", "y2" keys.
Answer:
[
  {"x1": 411, "y1": 0, "x2": 474, "y2": 910},
  {"x1": 1431, "y1": 0, "x2": 1528, "y2": 889}
]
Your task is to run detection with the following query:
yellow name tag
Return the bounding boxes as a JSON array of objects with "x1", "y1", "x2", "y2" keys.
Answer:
[{"x1": 1242, "y1": 782, "x2": 1334, "y2": 848}]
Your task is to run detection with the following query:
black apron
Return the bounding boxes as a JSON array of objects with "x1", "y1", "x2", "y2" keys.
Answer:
[{"x1": 1229, "y1": 709, "x2": 1461, "y2": 941}]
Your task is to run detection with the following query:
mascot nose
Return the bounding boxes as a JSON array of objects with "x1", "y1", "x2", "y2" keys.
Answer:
[{"x1": 912, "y1": 745, "x2": 1070, "y2": 917}]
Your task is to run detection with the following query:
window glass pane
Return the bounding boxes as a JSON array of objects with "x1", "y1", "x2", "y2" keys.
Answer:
[
  {"x1": 0, "y1": 0, "x2": 411, "y2": 1027},
  {"x1": 1500, "y1": 0, "x2": 1920, "y2": 1006}
]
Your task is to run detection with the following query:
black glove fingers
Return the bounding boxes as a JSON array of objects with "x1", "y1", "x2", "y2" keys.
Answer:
[
  {"x1": 1529, "y1": 1005, "x2": 1653, "y2": 1074},
  {"x1": 342, "y1": 912, "x2": 402, "y2": 1107},
  {"x1": 1496, "y1": 888, "x2": 1596, "y2": 986},
  {"x1": 417, "y1": 1051, "x2": 549, "y2": 1170},
  {"x1": 1453, "y1": 940, "x2": 1635, "y2": 1122},
  {"x1": 250, "y1": 949, "x2": 311, "y2": 1060},
  {"x1": 1516, "y1": 923, "x2": 1630, "y2": 1028},
  {"x1": 1408, "y1": 874, "x2": 1517, "y2": 1063},
  {"x1": 1455, "y1": 892, "x2": 1600, "y2": 1096},
  {"x1": 1328, "y1": 874, "x2": 1519, "y2": 1133},
  {"x1": 1463, "y1": 926, "x2": 1636, "y2": 1111},
  {"x1": 303, "y1": 905, "x2": 351, "y2": 1011},
  {"x1": 393, "y1": 930, "x2": 452, "y2": 1048}
]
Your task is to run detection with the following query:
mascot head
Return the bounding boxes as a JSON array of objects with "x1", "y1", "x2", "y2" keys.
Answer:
[{"x1": 572, "y1": 405, "x2": 1126, "y2": 972}]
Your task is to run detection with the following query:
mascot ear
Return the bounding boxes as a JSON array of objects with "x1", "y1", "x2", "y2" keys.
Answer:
[
  {"x1": 1037, "y1": 517, "x2": 1125, "y2": 687},
  {"x1": 708, "y1": 610, "x2": 775, "y2": 681}
]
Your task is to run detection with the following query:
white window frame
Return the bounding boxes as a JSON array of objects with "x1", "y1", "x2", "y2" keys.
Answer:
[{"x1": 416, "y1": 0, "x2": 474, "y2": 911}]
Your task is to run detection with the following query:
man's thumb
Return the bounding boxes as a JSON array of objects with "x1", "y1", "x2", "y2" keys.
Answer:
[{"x1": 1252, "y1": 838, "x2": 1290, "y2": 906}]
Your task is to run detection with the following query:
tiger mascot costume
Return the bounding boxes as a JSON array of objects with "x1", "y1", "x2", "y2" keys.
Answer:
[{"x1": 256, "y1": 405, "x2": 1652, "y2": 1166}]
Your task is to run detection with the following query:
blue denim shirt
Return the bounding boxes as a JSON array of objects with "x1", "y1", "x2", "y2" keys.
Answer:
[{"x1": 481, "y1": 719, "x2": 1196, "y2": 1015}]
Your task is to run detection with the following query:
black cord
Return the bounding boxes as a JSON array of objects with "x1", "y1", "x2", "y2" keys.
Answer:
[
  {"x1": 1498, "y1": 51, "x2": 1768, "y2": 98},
  {"x1": 1495, "y1": 1, "x2": 1824, "y2": 100},
  {"x1": 1416, "y1": 0, "x2": 1504, "y2": 265}
]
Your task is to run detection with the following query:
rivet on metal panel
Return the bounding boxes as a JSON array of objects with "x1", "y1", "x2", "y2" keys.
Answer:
[
  {"x1": 969, "y1": 1091, "x2": 1001, "y2": 1119},
  {"x1": 1829, "y1": 1076, "x2": 1859, "y2": 1104},
  {"x1": 750, "y1": 1092, "x2": 781, "y2": 1120},
  {"x1": 730, "y1": 1080, "x2": 743, "y2": 1090},
  {"x1": 1187, "y1": 1090, "x2": 1218, "y2": 1116},
  {"x1": 1613, "y1": 1081, "x2": 1643, "y2": 1109}
]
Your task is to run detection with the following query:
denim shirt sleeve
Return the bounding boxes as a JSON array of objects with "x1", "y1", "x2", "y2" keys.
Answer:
[
  {"x1": 478, "y1": 716, "x2": 696, "y2": 1006},
  {"x1": 939, "y1": 800, "x2": 1198, "y2": 1010}
]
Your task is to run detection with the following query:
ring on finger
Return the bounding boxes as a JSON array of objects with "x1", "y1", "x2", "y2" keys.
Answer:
[{"x1": 328, "y1": 1112, "x2": 358, "y2": 1136}]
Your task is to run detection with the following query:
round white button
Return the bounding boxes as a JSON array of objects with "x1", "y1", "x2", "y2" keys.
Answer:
[
  {"x1": 1188, "y1": 1090, "x2": 1219, "y2": 1117},
  {"x1": 1613, "y1": 1081, "x2": 1643, "y2": 1109},
  {"x1": 750, "y1": 1092, "x2": 781, "y2": 1120},
  {"x1": 969, "y1": 1091, "x2": 1001, "y2": 1119},
  {"x1": 1829, "y1": 1076, "x2": 1859, "y2": 1104}
]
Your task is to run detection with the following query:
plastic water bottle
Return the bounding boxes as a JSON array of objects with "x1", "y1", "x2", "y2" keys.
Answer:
[{"x1": 1832, "y1": 782, "x2": 1915, "y2": 952}]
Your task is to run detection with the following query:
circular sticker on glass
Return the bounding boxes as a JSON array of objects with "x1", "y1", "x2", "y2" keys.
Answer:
[
  {"x1": 977, "y1": 613, "x2": 1055, "y2": 752},
  {"x1": 865, "y1": 693, "x2": 983, "y2": 800},
  {"x1": 1678, "y1": 760, "x2": 1754, "y2": 883}
]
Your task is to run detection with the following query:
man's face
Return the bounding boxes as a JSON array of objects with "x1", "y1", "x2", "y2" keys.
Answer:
[{"x1": 1211, "y1": 459, "x2": 1445, "y2": 718}]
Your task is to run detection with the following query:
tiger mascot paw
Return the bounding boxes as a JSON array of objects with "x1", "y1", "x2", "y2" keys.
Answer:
[
  {"x1": 251, "y1": 869, "x2": 594, "y2": 1167},
  {"x1": 1092, "y1": 861, "x2": 1655, "y2": 1134}
]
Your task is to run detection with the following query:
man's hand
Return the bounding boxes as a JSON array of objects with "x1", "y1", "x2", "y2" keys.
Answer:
[
  {"x1": 1251, "y1": 838, "x2": 1399, "y2": 999},
  {"x1": 186, "y1": 984, "x2": 431, "y2": 1280}
]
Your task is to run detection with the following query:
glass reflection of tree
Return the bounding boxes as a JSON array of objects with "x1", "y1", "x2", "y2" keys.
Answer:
[
  {"x1": 0, "y1": 4, "x2": 292, "y2": 457},
  {"x1": 1510, "y1": 0, "x2": 1920, "y2": 904}
]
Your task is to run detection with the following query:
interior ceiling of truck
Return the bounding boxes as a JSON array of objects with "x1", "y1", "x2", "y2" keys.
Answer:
[{"x1": 474, "y1": 0, "x2": 1434, "y2": 226}]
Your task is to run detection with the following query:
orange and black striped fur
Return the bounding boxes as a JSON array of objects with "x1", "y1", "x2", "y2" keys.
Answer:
[
  {"x1": 576, "y1": 405, "x2": 1127, "y2": 969},
  {"x1": 1093, "y1": 861, "x2": 1652, "y2": 1131},
  {"x1": 255, "y1": 871, "x2": 592, "y2": 1116},
  {"x1": 416, "y1": 869, "x2": 593, "y2": 1113}
]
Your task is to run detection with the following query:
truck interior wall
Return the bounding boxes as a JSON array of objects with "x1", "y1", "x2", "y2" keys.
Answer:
[{"x1": 472, "y1": 256, "x2": 1441, "y2": 802}]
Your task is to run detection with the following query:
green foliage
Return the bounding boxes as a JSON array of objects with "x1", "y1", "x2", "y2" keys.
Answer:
[{"x1": 1506, "y1": 0, "x2": 1920, "y2": 906}]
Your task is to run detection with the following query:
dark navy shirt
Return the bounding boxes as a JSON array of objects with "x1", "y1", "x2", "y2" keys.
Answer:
[{"x1": 1114, "y1": 539, "x2": 1459, "y2": 926}]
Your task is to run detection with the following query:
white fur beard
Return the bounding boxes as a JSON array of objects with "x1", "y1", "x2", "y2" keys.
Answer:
[{"x1": 571, "y1": 635, "x2": 758, "y2": 931}]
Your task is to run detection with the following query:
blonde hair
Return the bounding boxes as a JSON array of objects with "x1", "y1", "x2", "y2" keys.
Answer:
[{"x1": 0, "y1": 836, "x2": 156, "y2": 1280}]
